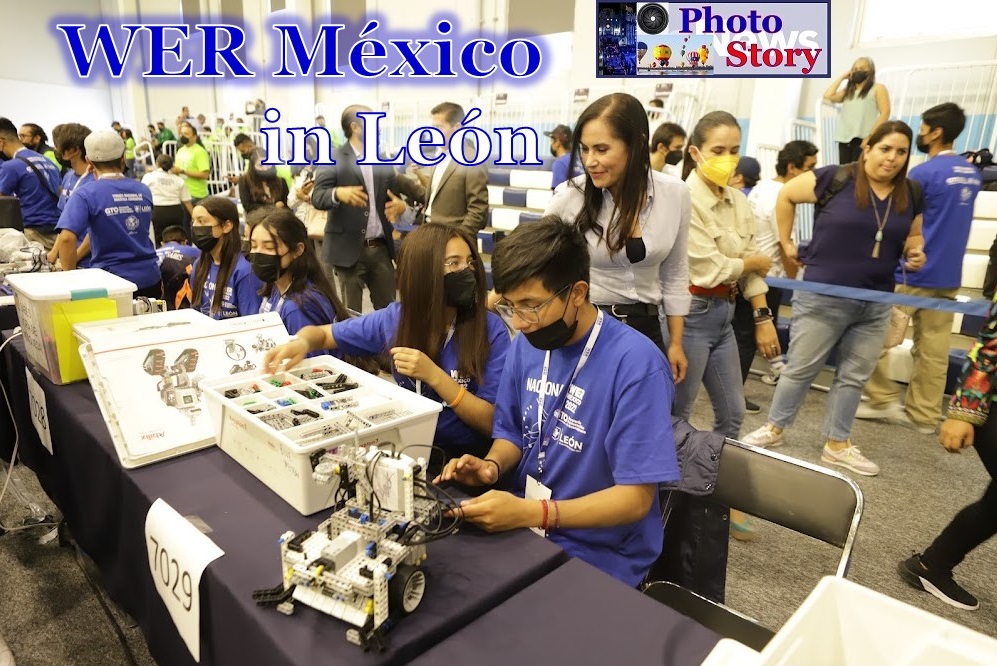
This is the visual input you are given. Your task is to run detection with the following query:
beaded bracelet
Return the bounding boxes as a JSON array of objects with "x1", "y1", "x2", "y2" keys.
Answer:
[{"x1": 551, "y1": 499, "x2": 560, "y2": 530}]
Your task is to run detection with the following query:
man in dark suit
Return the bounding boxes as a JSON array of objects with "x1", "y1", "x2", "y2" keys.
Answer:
[
  {"x1": 419, "y1": 102, "x2": 489, "y2": 233},
  {"x1": 312, "y1": 105, "x2": 425, "y2": 311}
]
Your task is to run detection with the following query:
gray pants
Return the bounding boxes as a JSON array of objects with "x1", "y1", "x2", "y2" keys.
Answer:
[{"x1": 335, "y1": 244, "x2": 396, "y2": 312}]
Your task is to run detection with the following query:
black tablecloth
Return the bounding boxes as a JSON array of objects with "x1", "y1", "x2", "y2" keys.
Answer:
[
  {"x1": 409, "y1": 558, "x2": 722, "y2": 666},
  {"x1": 0, "y1": 305, "x2": 17, "y2": 332},
  {"x1": 1, "y1": 333, "x2": 569, "y2": 666}
]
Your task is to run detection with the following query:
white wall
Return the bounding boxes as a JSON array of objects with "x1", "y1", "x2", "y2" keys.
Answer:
[{"x1": 2, "y1": 0, "x2": 114, "y2": 133}]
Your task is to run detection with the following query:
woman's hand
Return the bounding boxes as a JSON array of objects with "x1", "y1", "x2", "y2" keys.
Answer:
[
  {"x1": 389, "y1": 347, "x2": 443, "y2": 385},
  {"x1": 780, "y1": 241, "x2": 800, "y2": 279},
  {"x1": 744, "y1": 253, "x2": 773, "y2": 277},
  {"x1": 905, "y1": 247, "x2": 926, "y2": 271},
  {"x1": 667, "y1": 342, "x2": 688, "y2": 384},
  {"x1": 754, "y1": 319, "x2": 781, "y2": 359},
  {"x1": 939, "y1": 418, "x2": 974, "y2": 453},
  {"x1": 262, "y1": 338, "x2": 310, "y2": 374}
]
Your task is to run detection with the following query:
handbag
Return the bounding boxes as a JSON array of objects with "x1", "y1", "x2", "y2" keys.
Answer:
[
  {"x1": 885, "y1": 266, "x2": 910, "y2": 349},
  {"x1": 0, "y1": 196, "x2": 24, "y2": 231}
]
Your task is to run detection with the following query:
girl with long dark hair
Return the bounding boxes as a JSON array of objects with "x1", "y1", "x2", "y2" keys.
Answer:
[
  {"x1": 246, "y1": 206, "x2": 346, "y2": 352},
  {"x1": 187, "y1": 196, "x2": 263, "y2": 319},
  {"x1": 262, "y1": 223, "x2": 511, "y2": 462}
]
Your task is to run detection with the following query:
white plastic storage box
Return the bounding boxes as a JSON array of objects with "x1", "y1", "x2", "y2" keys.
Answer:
[
  {"x1": 202, "y1": 355, "x2": 442, "y2": 515},
  {"x1": 758, "y1": 576, "x2": 997, "y2": 666},
  {"x1": 7, "y1": 269, "x2": 135, "y2": 384}
]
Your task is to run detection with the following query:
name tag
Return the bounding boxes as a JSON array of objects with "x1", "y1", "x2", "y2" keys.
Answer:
[
  {"x1": 25, "y1": 369, "x2": 53, "y2": 454},
  {"x1": 145, "y1": 498, "x2": 224, "y2": 662},
  {"x1": 525, "y1": 475, "x2": 552, "y2": 538}
]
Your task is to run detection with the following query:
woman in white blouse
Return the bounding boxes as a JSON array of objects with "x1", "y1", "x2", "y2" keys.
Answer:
[
  {"x1": 544, "y1": 92, "x2": 690, "y2": 382},
  {"x1": 142, "y1": 153, "x2": 193, "y2": 244}
]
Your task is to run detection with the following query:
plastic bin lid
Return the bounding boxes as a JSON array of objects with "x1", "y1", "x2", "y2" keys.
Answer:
[{"x1": 7, "y1": 268, "x2": 137, "y2": 300}]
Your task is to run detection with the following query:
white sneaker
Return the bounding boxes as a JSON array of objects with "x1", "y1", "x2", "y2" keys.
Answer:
[
  {"x1": 742, "y1": 425, "x2": 783, "y2": 448},
  {"x1": 855, "y1": 402, "x2": 903, "y2": 421},
  {"x1": 760, "y1": 373, "x2": 778, "y2": 386},
  {"x1": 822, "y1": 443, "x2": 880, "y2": 476}
]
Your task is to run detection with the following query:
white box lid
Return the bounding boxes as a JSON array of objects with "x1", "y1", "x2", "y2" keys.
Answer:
[{"x1": 7, "y1": 268, "x2": 137, "y2": 301}]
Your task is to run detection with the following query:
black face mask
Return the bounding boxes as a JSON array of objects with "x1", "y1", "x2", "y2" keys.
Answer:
[
  {"x1": 250, "y1": 252, "x2": 283, "y2": 283},
  {"x1": 665, "y1": 150, "x2": 684, "y2": 166},
  {"x1": 550, "y1": 143, "x2": 557, "y2": 158},
  {"x1": 850, "y1": 71, "x2": 868, "y2": 84},
  {"x1": 524, "y1": 293, "x2": 577, "y2": 351},
  {"x1": 444, "y1": 268, "x2": 477, "y2": 310},
  {"x1": 916, "y1": 134, "x2": 931, "y2": 154},
  {"x1": 191, "y1": 227, "x2": 219, "y2": 252},
  {"x1": 179, "y1": 136, "x2": 191, "y2": 146}
]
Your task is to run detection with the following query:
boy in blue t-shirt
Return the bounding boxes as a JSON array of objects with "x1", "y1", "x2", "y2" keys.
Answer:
[
  {"x1": 860, "y1": 103, "x2": 983, "y2": 432},
  {"x1": 436, "y1": 219, "x2": 680, "y2": 587},
  {"x1": 56, "y1": 131, "x2": 161, "y2": 297},
  {"x1": 0, "y1": 116, "x2": 62, "y2": 249}
]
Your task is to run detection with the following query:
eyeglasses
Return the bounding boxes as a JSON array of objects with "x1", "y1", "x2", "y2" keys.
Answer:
[
  {"x1": 17, "y1": 133, "x2": 33, "y2": 140},
  {"x1": 443, "y1": 258, "x2": 475, "y2": 272},
  {"x1": 495, "y1": 284, "x2": 571, "y2": 324}
]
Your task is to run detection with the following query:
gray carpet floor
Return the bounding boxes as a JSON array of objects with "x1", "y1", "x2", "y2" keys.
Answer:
[{"x1": 1, "y1": 371, "x2": 995, "y2": 665}]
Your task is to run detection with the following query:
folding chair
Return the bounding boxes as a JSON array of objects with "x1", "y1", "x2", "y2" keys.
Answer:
[{"x1": 644, "y1": 438, "x2": 864, "y2": 650}]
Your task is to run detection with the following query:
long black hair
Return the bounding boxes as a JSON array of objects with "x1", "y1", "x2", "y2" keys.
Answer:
[
  {"x1": 191, "y1": 197, "x2": 242, "y2": 316},
  {"x1": 570, "y1": 93, "x2": 650, "y2": 255},
  {"x1": 245, "y1": 206, "x2": 348, "y2": 321}
]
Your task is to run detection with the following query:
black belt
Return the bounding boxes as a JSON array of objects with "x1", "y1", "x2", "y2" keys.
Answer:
[
  {"x1": 364, "y1": 237, "x2": 386, "y2": 247},
  {"x1": 597, "y1": 303, "x2": 659, "y2": 318}
]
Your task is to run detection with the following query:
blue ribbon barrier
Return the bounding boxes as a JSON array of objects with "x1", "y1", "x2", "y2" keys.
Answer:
[{"x1": 764, "y1": 277, "x2": 991, "y2": 317}]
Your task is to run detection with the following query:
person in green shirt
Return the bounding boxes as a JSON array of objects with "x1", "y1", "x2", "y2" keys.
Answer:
[
  {"x1": 120, "y1": 128, "x2": 137, "y2": 178},
  {"x1": 172, "y1": 121, "x2": 211, "y2": 201},
  {"x1": 155, "y1": 121, "x2": 176, "y2": 149}
]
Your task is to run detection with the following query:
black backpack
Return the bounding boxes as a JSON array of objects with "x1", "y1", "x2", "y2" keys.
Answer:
[{"x1": 816, "y1": 163, "x2": 924, "y2": 217}]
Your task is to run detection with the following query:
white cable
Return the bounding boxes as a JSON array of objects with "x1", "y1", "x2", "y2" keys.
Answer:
[{"x1": 0, "y1": 331, "x2": 54, "y2": 532}]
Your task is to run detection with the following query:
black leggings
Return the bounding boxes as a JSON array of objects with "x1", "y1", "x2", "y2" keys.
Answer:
[
  {"x1": 920, "y1": 415, "x2": 997, "y2": 572},
  {"x1": 599, "y1": 310, "x2": 666, "y2": 353}
]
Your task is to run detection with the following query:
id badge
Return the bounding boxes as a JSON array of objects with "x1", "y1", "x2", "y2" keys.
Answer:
[{"x1": 525, "y1": 475, "x2": 552, "y2": 537}]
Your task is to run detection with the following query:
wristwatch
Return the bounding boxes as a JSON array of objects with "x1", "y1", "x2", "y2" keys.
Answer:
[{"x1": 753, "y1": 307, "x2": 773, "y2": 319}]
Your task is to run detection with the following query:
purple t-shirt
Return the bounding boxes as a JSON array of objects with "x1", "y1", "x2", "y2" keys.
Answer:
[{"x1": 800, "y1": 165, "x2": 916, "y2": 292}]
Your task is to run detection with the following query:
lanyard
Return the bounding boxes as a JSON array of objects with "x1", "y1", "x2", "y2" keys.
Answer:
[
  {"x1": 68, "y1": 172, "x2": 91, "y2": 197},
  {"x1": 414, "y1": 322, "x2": 456, "y2": 398},
  {"x1": 260, "y1": 291, "x2": 284, "y2": 315},
  {"x1": 534, "y1": 310, "x2": 604, "y2": 478}
]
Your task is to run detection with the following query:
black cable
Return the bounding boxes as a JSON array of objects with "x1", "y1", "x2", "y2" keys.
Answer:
[{"x1": 73, "y1": 546, "x2": 140, "y2": 666}]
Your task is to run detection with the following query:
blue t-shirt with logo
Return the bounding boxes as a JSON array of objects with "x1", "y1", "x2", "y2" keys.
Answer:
[
  {"x1": 59, "y1": 171, "x2": 95, "y2": 268},
  {"x1": 260, "y1": 284, "x2": 340, "y2": 359},
  {"x1": 156, "y1": 241, "x2": 200, "y2": 265},
  {"x1": 332, "y1": 302, "x2": 511, "y2": 454},
  {"x1": 901, "y1": 154, "x2": 982, "y2": 289},
  {"x1": 492, "y1": 314, "x2": 679, "y2": 587},
  {"x1": 56, "y1": 176, "x2": 159, "y2": 288},
  {"x1": 189, "y1": 255, "x2": 263, "y2": 319},
  {"x1": 0, "y1": 149, "x2": 61, "y2": 227}
]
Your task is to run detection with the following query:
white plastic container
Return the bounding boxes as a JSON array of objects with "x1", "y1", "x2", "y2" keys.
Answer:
[
  {"x1": 7, "y1": 269, "x2": 135, "y2": 384},
  {"x1": 758, "y1": 577, "x2": 997, "y2": 666},
  {"x1": 201, "y1": 356, "x2": 442, "y2": 515}
]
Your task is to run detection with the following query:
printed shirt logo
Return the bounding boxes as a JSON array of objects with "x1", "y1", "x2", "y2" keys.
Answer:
[{"x1": 125, "y1": 214, "x2": 140, "y2": 231}]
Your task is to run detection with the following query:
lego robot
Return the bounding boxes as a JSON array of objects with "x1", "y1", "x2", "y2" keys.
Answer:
[
  {"x1": 143, "y1": 348, "x2": 203, "y2": 420},
  {"x1": 254, "y1": 446, "x2": 460, "y2": 652}
]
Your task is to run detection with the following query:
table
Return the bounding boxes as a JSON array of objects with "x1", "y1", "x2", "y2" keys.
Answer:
[
  {"x1": 1, "y1": 332, "x2": 569, "y2": 666},
  {"x1": 409, "y1": 558, "x2": 722, "y2": 666}
]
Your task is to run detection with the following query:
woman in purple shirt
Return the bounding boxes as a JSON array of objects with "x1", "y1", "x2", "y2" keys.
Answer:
[{"x1": 743, "y1": 121, "x2": 926, "y2": 476}]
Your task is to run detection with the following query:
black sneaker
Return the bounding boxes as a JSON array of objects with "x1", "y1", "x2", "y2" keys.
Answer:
[
  {"x1": 898, "y1": 554, "x2": 979, "y2": 610},
  {"x1": 745, "y1": 400, "x2": 761, "y2": 414}
]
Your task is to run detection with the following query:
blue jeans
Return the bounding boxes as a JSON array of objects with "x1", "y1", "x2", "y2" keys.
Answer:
[
  {"x1": 671, "y1": 297, "x2": 745, "y2": 439},
  {"x1": 768, "y1": 291, "x2": 891, "y2": 441}
]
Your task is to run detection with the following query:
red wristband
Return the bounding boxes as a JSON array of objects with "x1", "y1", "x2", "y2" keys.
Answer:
[{"x1": 540, "y1": 499, "x2": 549, "y2": 531}]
